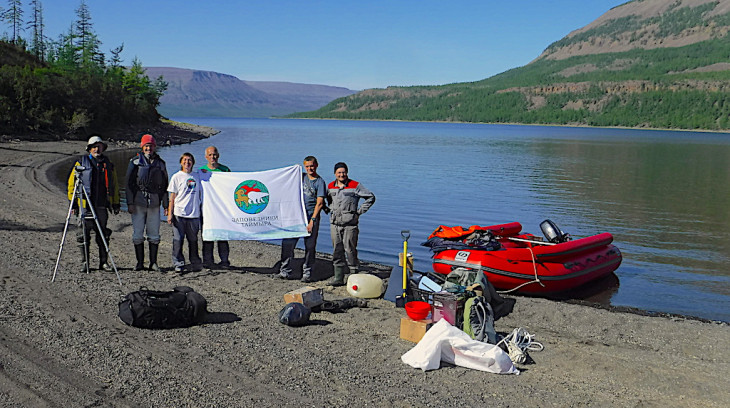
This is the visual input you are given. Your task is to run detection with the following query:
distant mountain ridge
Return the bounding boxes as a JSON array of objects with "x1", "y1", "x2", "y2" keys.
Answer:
[
  {"x1": 290, "y1": 0, "x2": 730, "y2": 131},
  {"x1": 144, "y1": 67, "x2": 356, "y2": 118}
]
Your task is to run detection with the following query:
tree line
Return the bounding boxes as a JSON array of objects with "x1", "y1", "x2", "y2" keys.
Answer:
[
  {"x1": 290, "y1": 36, "x2": 730, "y2": 131},
  {"x1": 0, "y1": 0, "x2": 165, "y2": 136}
]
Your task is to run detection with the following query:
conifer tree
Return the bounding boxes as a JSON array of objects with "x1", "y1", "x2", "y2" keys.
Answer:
[
  {"x1": 27, "y1": 0, "x2": 45, "y2": 60},
  {"x1": 1, "y1": 0, "x2": 23, "y2": 44},
  {"x1": 74, "y1": 0, "x2": 102, "y2": 68},
  {"x1": 50, "y1": 26, "x2": 79, "y2": 70}
]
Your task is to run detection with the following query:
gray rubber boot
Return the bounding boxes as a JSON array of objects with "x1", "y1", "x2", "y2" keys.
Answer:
[
  {"x1": 134, "y1": 244, "x2": 145, "y2": 271},
  {"x1": 78, "y1": 243, "x2": 89, "y2": 273},
  {"x1": 327, "y1": 265, "x2": 346, "y2": 287},
  {"x1": 148, "y1": 243, "x2": 160, "y2": 272}
]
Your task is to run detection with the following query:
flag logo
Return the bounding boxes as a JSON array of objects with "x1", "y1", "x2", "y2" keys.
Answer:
[{"x1": 234, "y1": 180, "x2": 270, "y2": 214}]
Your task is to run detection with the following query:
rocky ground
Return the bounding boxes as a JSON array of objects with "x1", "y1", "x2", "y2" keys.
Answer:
[{"x1": 0, "y1": 139, "x2": 727, "y2": 407}]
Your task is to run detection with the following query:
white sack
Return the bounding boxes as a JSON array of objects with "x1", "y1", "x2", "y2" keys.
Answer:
[{"x1": 401, "y1": 319, "x2": 519, "y2": 374}]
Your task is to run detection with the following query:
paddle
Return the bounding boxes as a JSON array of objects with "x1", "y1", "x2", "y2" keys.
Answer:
[{"x1": 395, "y1": 230, "x2": 410, "y2": 308}]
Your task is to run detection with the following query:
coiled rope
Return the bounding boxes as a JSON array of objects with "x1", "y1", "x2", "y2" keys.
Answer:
[
  {"x1": 497, "y1": 246, "x2": 545, "y2": 294},
  {"x1": 496, "y1": 327, "x2": 544, "y2": 364}
]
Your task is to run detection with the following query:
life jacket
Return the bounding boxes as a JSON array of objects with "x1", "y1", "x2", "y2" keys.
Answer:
[
  {"x1": 428, "y1": 225, "x2": 490, "y2": 240},
  {"x1": 134, "y1": 152, "x2": 167, "y2": 195},
  {"x1": 78, "y1": 154, "x2": 115, "y2": 209}
]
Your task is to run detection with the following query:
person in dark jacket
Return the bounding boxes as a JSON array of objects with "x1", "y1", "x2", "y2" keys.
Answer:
[
  {"x1": 67, "y1": 135, "x2": 120, "y2": 272},
  {"x1": 326, "y1": 162, "x2": 375, "y2": 286},
  {"x1": 125, "y1": 134, "x2": 169, "y2": 271}
]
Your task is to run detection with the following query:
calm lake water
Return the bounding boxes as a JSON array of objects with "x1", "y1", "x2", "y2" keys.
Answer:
[{"x1": 155, "y1": 117, "x2": 730, "y2": 322}]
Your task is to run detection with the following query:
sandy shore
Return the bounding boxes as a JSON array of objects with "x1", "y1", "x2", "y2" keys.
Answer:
[{"x1": 0, "y1": 139, "x2": 728, "y2": 407}]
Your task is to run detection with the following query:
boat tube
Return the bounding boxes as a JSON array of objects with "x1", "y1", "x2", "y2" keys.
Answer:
[{"x1": 425, "y1": 220, "x2": 622, "y2": 294}]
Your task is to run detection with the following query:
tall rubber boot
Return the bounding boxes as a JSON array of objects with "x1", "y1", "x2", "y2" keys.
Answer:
[
  {"x1": 78, "y1": 243, "x2": 90, "y2": 273},
  {"x1": 148, "y1": 242, "x2": 160, "y2": 272},
  {"x1": 98, "y1": 246, "x2": 110, "y2": 271},
  {"x1": 99, "y1": 228, "x2": 112, "y2": 271},
  {"x1": 134, "y1": 243, "x2": 145, "y2": 271},
  {"x1": 328, "y1": 265, "x2": 346, "y2": 287}
]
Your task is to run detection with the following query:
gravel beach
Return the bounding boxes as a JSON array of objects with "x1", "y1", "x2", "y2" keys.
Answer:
[{"x1": 0, "y1": 138, "x2": 728, "y2": 407}]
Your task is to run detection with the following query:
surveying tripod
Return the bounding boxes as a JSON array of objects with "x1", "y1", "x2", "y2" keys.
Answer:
[{"x1": 52, "y1": 165, "x2": 123, "y2": 286}]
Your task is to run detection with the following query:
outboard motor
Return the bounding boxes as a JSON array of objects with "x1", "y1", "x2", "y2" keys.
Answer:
[{"x1": 540, "y1": 219, "x2": 570, "y2": 243}]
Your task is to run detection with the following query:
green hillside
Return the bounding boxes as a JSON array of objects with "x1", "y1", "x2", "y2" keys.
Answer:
[
  {"x1": 290, "y1": 0, "x2": 730, "y2": 131},
  {"x1": 0, "y1": 41, "x2": 165, "y2": 138},
  {"x1": 0, "y1": 0, "x2": 166, "y2": 139}
]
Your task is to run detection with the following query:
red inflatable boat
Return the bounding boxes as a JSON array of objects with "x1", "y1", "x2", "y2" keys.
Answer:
[{"x1": 426, "y1": 221, "x2": 622, "y2": 294}]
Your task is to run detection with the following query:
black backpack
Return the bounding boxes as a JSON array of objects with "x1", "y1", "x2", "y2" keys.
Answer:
[{"x1": 118, "y1": 286, "x2": 208, "y2": 329}]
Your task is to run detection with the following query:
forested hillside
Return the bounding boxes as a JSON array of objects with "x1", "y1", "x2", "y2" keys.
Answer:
[
  {"x1": 291, "y1": 0, "x2": 730, "y2": 131},
  {"x1": 0, "y1": 1, "x2": 165, "y2": 138}
]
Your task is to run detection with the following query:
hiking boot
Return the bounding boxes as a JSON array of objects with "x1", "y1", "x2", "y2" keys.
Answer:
[
  {"x1": 99, "y1": 263, "x2": 112, "y2": 271},
  {"x1": 133, "y1": 243, "x2": 145, "y2": 271}
]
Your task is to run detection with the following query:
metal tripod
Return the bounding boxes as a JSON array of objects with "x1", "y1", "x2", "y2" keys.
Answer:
[{"x1": 52, "y1": 165, "x2": 123, "y2": 286}]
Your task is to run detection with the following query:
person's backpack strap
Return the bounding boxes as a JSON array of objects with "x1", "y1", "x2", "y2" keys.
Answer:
[{"x1": 462, "y1": 295, "x2": 497, "y2": 344}]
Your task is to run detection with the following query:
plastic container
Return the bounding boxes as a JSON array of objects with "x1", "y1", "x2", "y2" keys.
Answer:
[
  {"x1": 405, "y1": 301, "x2": 431, "y2": 320},
  {"x1": 409, "y1": 272, "x2": 466, "y2": 328},
  {"x1": 346, "y1": 273, "x2": 385, "y2": 298}
]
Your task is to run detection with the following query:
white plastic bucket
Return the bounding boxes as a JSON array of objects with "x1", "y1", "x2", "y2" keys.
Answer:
[{"x1": 346, "y1": 274, "x2": 385, "y2": 298}]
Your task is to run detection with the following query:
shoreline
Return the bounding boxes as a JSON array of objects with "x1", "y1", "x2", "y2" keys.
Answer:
[
  {"x1": 0, "y1": 118, "x2": 220, "y2": 145},
  {"x1": 0, "y1": 139, "x2": 728, "y2": 406},
  {"x1": 281, "y1": 116, "x2": 730, "y2": 134},
  {"x1": 47, "y1": 134, "x2": 724, "y2": 325}
]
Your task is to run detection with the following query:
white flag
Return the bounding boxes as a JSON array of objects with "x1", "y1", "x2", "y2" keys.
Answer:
[{"x1": 200, "y1": 165, "x2": 308, "y2": 240}]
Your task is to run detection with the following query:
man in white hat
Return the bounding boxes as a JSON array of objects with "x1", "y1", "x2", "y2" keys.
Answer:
[{"x1": 67, "y1": 135, "x2": 120, "y2": 272}]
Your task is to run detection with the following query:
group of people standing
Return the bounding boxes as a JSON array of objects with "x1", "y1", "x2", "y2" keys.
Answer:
[{"x1": 67, "y1": 134, "x2": 375, "y2": 286}]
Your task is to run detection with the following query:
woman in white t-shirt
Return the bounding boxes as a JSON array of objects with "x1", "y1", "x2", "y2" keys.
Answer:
[{"x1": 167, "y1": 152, "x2": 203, "y2": 273}]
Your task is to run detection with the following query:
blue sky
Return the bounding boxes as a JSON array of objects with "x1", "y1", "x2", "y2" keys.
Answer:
[{"x1": 39, "y1": 0, "x2": 627, "y2": 90}]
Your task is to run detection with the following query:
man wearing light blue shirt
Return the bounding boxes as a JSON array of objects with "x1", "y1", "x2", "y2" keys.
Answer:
[{"x1": 279, "y1": 156, "x2": 327, "y2": 282}]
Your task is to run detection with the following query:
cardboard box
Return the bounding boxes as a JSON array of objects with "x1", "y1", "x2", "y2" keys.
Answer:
[
  {"x1": 283, "y1": 286, "x2": 324, "y2": 308},
  {"x1": 399, "y1": 317, "x2": 433, "y2": 343},
  {"x1": 398, "y1": 252, "x2": 414, "y2": 269}
]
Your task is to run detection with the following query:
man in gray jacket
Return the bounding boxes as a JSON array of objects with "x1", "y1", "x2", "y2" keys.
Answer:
[{"x1": 326, "y1": 162, "x2": 375, "y2": 286}]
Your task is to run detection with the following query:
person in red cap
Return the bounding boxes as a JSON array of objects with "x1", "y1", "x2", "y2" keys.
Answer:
[{"x1": 125, "y1": 134, "x2": 169, "y2": 271}]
